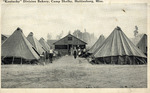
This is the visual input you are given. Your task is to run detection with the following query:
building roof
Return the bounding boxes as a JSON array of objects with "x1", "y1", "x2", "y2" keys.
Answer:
[{"x1": 53, "y1": 34, "x2": 87, "y2": 45}]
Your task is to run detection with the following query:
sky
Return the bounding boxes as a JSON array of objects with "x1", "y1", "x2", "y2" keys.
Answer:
[{"x1": 1, "y1": 3, "x2": 147, "y2": 40}]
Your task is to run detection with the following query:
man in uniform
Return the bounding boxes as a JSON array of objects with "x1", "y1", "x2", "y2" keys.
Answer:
[
  {"x1": 73, "y1": 47, "x2": 77, "y2": 59},
  {"x1": 49, "y1": 49, "x2": 53, "y2": 63}
]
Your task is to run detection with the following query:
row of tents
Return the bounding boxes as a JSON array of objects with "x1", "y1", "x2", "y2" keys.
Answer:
[
  {"x1": 1, "y1": 26, "x2": 147, "y2": 65},
  {"x1": 88, "y1": 26, "x2": 147, "y2": 65},
  {"x1": 1, "y1": 27, "x2": 53, "y2": 64}
]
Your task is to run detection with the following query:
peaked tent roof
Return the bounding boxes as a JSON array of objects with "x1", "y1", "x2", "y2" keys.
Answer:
[
  {"x1": 39, "y1": 38, "x2": 50, "y2": 51},
  {"x1": 2, "y1": 28, "x2": 40, "y2": 60},
  {"x1": 1, "y1": 34, "x2": 9, "y2": 44},
  {"x1": 47, "y1": 40, "x2": 58, "y2": 46},
  {"x1": 88, "y1": 34, "x2": 105, "y2": 53},
  {"x1": 137, "y1": 34, "x2": 147, "y2": 46},
  {"x1": 94, "y1": 26, "x2": 146, "y2": 58},
  {"x1": 1, "y1": 34, "x2": 10, "y2": 38},
  {"x1": 27, "y1": 32, "x2": 46, "y2": 55},
  {"x1": 136, "y1": 34, "x2": 147, "y2": 54},
  {"x1": 130, "y1": 34, "x2": 145, "y2": 45},
  {"x1": 47, "y1": 40, "x2": 58, "y2": 49}
]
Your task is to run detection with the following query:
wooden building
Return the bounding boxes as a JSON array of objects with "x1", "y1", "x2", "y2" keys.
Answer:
[{"x1": 53, "y1": 34, "x2": 87, "y2": 55}]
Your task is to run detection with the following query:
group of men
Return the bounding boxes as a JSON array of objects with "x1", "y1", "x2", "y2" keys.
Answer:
[
  {"x1": 72, "y1": 47, "x2": 86, "y2": 59},
  {"x1": 40, "y1": 47, "x2": 86, "y2": 64},
  {"x1": 40, "y1": 49, "x2": 54, "y2": 63}
]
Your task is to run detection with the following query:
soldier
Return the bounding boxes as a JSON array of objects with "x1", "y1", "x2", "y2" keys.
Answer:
[
  {"x1": 73, "y1": 47, "x2": 77, "y2": 59},
  {"x1": 82, "y1": 48, "x2": 86, "y2": 57},
  {"x1": 49, "y1": 49, "x2": 53, "y2": 63},
  {"x1": 78, "y1": 48, "x2": 81, "y2": 57}
]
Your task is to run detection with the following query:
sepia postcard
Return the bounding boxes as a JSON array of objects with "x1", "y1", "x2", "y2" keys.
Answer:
[{"x1": 0, "y1": 0, "x2": 150, "y2": 93}]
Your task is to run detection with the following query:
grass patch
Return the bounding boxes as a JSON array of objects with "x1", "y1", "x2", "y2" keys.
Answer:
[{"x1": 1, "y1": 56, "x2": 147, "y2": 88}]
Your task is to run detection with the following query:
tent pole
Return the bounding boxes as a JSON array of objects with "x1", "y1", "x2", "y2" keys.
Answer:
[
  {"x1": 143, "y1": 57, "x2": 146, "y2": 64},
  {"x1": 125, "y1": 56, "x2": 127, "y2": 65},
  {"x1": 131, "y1": 56, "x2": 133, "y2": 64},
  {"x1": 46, "y1": 52, "x2": 47, "y2": 63},
  {"x1": 72, "y1": 44, "x2": 73, "y2": 55},
  {"x1": 111, "y1": 56, "x2": 112, "y2": 64},
  {"x1": 137, "y1": 57, "x2": 139, "y2": 65},
  {"x1": 12, "y1": 56, "x2": 14, "y2": 64},
  {"x1": 118, "y1": 56, "x2": 121, "y2": 65},
  {"x1": 130, "y1": 56, "x2": 136, "y2": 64},
  {"x1": 21, "y1": 57, "x2": 22, "y2": 65},
  {"x1": 103, "y1": 57, "x2": 105, "y2": 64},
  {"x1": 67, "y1": 44, "x2": 69, "y2": 55},
  {"x1": 44, "y1": 52, "x2": 46, "y2": 63},
  {"x1": 118, "y1": 56, "x2": 120, "y2": 64},
  {"x1": 117, "y1": 56, "x2": 119, "y2": 64},
  {"x1": 45, "y1": 53, "x2": 46, "y2": 63},
  {"x1": 2, "y1": 56, "x2": 6, "y2": 60}
]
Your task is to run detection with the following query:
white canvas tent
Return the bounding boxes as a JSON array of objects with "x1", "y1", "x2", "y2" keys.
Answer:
[
  {"x1": 27, "y1": 32, "x2": 46, "y2": 55},
  {"x1": 136, "y1": 34, "x2": 147, "y2": 55},
  {"x1": 93, "y1": 26, "x2": 147, "y2": 64},
  {"x1": 130, "y1": 34, "x2": 147, "y2": 56},
  {"x1": 2, "y1": 28, "x2": 40, "y2": 64},
  {"x1": 89, "y1": 34, "x2": 105, "y2": 54},
  {"x1": 39, "y1": 38, "x2": 50, "y2": 52}
]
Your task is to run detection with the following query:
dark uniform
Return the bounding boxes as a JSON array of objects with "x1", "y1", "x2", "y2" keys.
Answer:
[
  {"x1": 73, "y1": 50, "x2": 77, "y2": 59},
  {"x1": 49, "y1": 50, "x2": 53, "y2": 63}
]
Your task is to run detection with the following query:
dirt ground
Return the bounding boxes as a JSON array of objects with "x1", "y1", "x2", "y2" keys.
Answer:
[{"x1": 1, "y1": 56, "x2": 147, "y2": 88}]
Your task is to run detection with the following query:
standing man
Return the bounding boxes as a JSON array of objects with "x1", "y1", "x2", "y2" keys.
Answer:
[
  {"x1": 82, "y1": 48, "x2": 86, "y2": 57},
  {"x1": 78, "y1": 48, "x2": 81, "y2": 57},
  {"x1": 49, "y1": 49, "x2": 53, "y2": 63},
  {"x1": 73, "y1": 47, "x2": 77, "y2": 59}
]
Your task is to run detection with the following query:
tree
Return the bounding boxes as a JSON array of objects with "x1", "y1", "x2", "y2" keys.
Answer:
[
  {"x1": 73, "y1": 29, "x2": 97, "y2": 46},
  {"x1": 73, "y1": 29, "x2": 83, "y2": 39},
  {"x1": 68, "y1": 30, "x2": 71, "y2": 34},
  {"x1": 56, "y1": 30, "x2": 63, "y2": 40},
  {"x1": 134, "y1": 26, "x2": 138, "y2": 37},
  {"x1": 82, "y1": 29, "x2": 90, "y2": 43}
]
